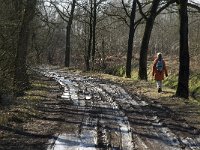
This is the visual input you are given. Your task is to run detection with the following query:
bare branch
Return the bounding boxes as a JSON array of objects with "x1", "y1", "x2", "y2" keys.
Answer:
[
  {"x1": 97, "y1": 0, "x2": 107, "y2": 6},
  {"x1": 136, "y1": 0, "x2": 148, "y2": 20},
  {"x1": 121, "y1": 0, "x2": 130, "y2": 18},
  {"x1": 188, "y1": 2, "x2": 200, "y2": 13},
  {"x1": 156, "y1": 0, "x2": 176, "y2": 16},
  {"x1": 50, "y1": 1, "x2": 70, "y2": 22}
]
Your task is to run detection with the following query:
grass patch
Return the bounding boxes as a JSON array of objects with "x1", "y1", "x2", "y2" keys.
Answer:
[
  {"x1": 0, "y1": 113, "x2": 9, "y2": 125},
  {"x1": 25, "y1": 90, "x2": 49, "y2": 97},
  {"x1": 0, "y1": 74, "x2": 55, "y2": 126},
  {"x1": 131, "y1": 68, "x2": 139, "y2": 80},
  {"x1": 104, "y1": 65, "x2": 126, "y2": 77},
  {"x1": 163, "y1": 74, "x2": 178, "y2": 89},
  {"x1": 9, "y1": 106, "x2": 37, "y2": 123},
  {"x1": 32, "y1": 82, "x2": 50, "y2": 89},
  {"x1": 163, "y1": 72, "x2": 200, "y2": 100},
  {"x1": 190, "y1": 73, "x2": 200, "y2": 99},
  {"x1": 0, "y1": 105, "x2": 37, "y2": 125},
  {"x1": 21, "y1": 95, "x2": 45, "y2": 101},
  {"x1": 0, "y1": 72, "x2": 62, "y2": 149}
]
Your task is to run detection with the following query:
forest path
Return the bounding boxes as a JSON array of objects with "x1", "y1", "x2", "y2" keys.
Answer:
[{"x1": 37, "y1": 66, "x2": 200, "y2": 150}]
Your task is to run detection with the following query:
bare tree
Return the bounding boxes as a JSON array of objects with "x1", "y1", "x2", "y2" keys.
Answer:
[
  {"x1": 91, "y1": 0, "x2": 97, "y2": 69},
  {"x1": 14, "y1": 0, "x2": 37, "y2": 94},
  {"x1": 82, "y1": 0, "x2": 107, "y2": 70},
  {"x1": 86, "y1": 0, "x2": 93, "y2": 71},
  {"x1": 50, "y1": 0, "x2": 76, "y2": 67},
  {"x1": 125, "y1": 0, "x2": 137, "y2": 78},
  {"x1": 65, "y1": 0, "x2": 76, "y2": 67},
  {"x1": 176, "y1": 0, "x2": 190, "y2": 99},
  {"x1": 138, "y1": 0, "x2": 161, "y2": 80}
]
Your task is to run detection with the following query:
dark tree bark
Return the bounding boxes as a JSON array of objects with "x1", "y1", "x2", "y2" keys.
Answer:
[
  {"x1": 14, "y1": 0, "x2": 37, "y2": 94},
  {"x1": 48, "y1": 49, "x2": 54, "y2": 65},
  {"x1": 91, "y1": 0, "x2": 97, "y2": 70},
  {"x1": 65, "y1": 0, "x2": 76, "y2": 67},
  {"x1": 125, "y1": 0, "x2": 137, "y2": 78},
  {"x1": 138, "y1": 0, "x2": 160, "y2": 80},
  {"x1": 13, "y1": 0, "x2": 23, "y2": 19},
  {"x1": 176, "y1": 0, "x2": 190, "y2": 99},
  {"x1": 85, "y1": 0, "x2": 93, "y2": 71},
  {"x1": 101, "y1": 39, "x2": 106, "y2": 68}
]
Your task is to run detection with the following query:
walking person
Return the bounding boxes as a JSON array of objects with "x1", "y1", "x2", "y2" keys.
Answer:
[{"x1": 152, "y1": 52, "x2": 168, "y2": 93}]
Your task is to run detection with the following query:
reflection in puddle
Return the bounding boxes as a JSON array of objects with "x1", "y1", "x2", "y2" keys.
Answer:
[
  {"x1": 85, "y1": 95, "x2": 92, "y2": 100},
  {"x1": 48, "y1": 133, "x2": 97, "y2": 150}
]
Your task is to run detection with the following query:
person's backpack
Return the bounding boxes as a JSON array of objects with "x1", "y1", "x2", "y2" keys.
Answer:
[{"x1": 156, "y1": 59, "x2": 163, "y2": 72}]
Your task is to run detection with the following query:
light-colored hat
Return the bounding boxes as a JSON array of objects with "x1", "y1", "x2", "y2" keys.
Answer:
[{"x1": 157, "y1": 52, "x2": 162, "y2": 57}]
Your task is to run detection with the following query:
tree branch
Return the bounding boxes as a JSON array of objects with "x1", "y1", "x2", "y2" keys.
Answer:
[
  {"x1": 156, "y1": 0, "x2": 176, "y2": 16},
  {"x1": 50, "y1": 1, "x2": 70, "y2": 22},
  {"x1": 188, "y1": 2, "x2": 200, "y2": 13},
  {"x1": 121, "y1": 0, "x2": 130, "y2": 18},
  {"x1": 136, "y1": 0, "x2": 148, "y2": 20}
]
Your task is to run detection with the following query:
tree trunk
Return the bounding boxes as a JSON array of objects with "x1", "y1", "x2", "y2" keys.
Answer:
[
  {"x1": 125, "y1": 0, "x2": 137, "y2": 78},
  {"x1": 48, "y1": 49, "x2": 53, "y2": 65},
  {"x1": 65, "y1": 0, "x2": 76, "y2": 67},
  {"x1": 176, "y1": 0, "x2": 189, "y2": 99},
  {"x1": 91, "y1": 0, "x2": 97, "y2": 70},
  {"x1": 138, "y1": 0, "x2": 160, "y2": 80},
  {"x1": 85, "y1": 0, "x2": 93, "y2": 71},
  {"x1": 101, "y1": 39, "x2": 106, "y2": 69},
  {"x1": 14, "y1": 0, "x2": 37, "y2": 94}
]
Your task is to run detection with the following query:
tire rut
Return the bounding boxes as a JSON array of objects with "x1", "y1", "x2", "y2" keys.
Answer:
[{"x1": 37, "y1": 67, "x2": 200, "y2": 150}]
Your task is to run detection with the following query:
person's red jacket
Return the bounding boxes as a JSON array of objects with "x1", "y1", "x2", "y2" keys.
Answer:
[{"x1": 152, "y1": 58, "x2": 168, "y2": 80}]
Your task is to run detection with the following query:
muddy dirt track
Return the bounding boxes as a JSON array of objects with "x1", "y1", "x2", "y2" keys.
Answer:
[
  {"x1": 2, "y1": 66, "x2": 197, "y2": 150},
  {"x1": 34, "y1": 66, "x2": 200, "y2": 150}
]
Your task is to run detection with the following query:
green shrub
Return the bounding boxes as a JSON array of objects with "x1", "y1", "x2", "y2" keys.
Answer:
[
  {"x1": 190, "y1": 73, "x2": 200, "y2": 99},
  {"x1": 104, "y1": 65, "x2": 126, "y2": 77},
  {"x1": 163, "y1": 74, "x2": 178, "y2": 89}
]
